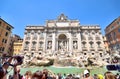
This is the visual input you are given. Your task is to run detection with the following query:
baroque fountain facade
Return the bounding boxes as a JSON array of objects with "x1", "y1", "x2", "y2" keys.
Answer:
[{"x1": 21, "y1": 14, "x2": 108, "y2": 67}]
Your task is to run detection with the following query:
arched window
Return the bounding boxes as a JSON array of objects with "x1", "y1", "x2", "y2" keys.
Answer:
[
  {"x1": 32, "y1": 41, "x2": 36, "y2": 48},
  {"x1": 97, "y1": 41, "x2": 101, "y2": 48},
  {"x1": 89, "y1": 41, "x2": 94, "y2": 48},
  {"x1": 39, "y1": 41, "x2": 43, "y2": 48},
  {"x1": 82, "y1": 41, "x2": 86, "y2": 48},
  {"x1": 25, "y1": 41, "x2": 29, "y2": 48}
]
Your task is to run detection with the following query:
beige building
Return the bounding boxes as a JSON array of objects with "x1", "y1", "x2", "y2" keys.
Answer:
[
  {"x1": 13, "y1": 39, "x2": 23, "y2": 55},
  {"x1": 22, "y1": 14, "x2": 105, "y2": 60},
  {"x1": 11, "y1": 34, "x2": 22, "y2": 55},
  {"x1": 0, "y1": 18, "x2": 14, "y2": 56}
]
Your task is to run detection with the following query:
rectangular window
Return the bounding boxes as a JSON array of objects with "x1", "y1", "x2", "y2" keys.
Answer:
[
  {"x1": 0, "y1": 21, "x2": 1, "y2": 26},
  {"x1": 108, "y1": 34, "x2": 111, "y2": 39},
  {"x1": 40, "y1": 32, "x2": 44, "y2": 37},
  {"x1": 2, "y1": 39, "x2": 4, "y2": 43},
  {"x1": 2, "y1": 47, "x2": 4, "y2": 51},
  {"x1": 27, "y1": 32, "x2": 30, "y2": 37},
  {"x1": 113, "y1": 32, "x2": 116, "y2": 39},
  {"x1": 6, "y1": 26, "x2": 11, "y2": 31},
  {"x1": 5, "y1": 32, "x2": 8, "y2": 36},
  {"x1": 25, "y1": 43, "x2": 29, "y2": 48},
  {"x1": 5, "y1": 40, "x2": 7, "y2": 43},
  {"x1": 0, "y1": 47, "x2": 2, "y2": 51},
  {"x1": 118, "y1": 28, "x2": 120, "y2": 32},
  {"x1": 111, "y1": 26, "x2": 114, "y2": 29},
  {"x1": 117, "y1": 21, "x2": 120, "y2": 25},
  {"x1": 33, "y1": 33, "x2": 37, "y2": 40}
]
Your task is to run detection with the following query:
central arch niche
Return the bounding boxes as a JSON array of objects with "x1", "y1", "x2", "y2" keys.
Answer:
[
  {"x1": 58, "y1": 34, "x2": 67, "y2": 40},
  {"x1": 58, "y1": 34, "x2": 68, "y2": 51}
]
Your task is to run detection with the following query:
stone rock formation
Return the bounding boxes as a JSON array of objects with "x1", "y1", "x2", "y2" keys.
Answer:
[{"x1": 21, "y1": 51, "x2": 110, "y2": 67}]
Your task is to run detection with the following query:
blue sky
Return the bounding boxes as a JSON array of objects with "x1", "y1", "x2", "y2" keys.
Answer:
[{"x1": 0, "y1": 0, "x2": 120, "y2": 38}]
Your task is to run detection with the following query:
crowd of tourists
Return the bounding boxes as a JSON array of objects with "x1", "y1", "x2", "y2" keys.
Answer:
[
  {"x1": 0, "y1": 53, "x2": 120, "y2": 79},
  {"x1": 1, "y1": 64, "x2": 120, "y2": 79}
]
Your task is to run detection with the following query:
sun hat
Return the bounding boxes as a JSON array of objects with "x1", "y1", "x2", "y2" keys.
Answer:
[{"x1": 84, "y1": 70, "x2": 89, "y2": 75}]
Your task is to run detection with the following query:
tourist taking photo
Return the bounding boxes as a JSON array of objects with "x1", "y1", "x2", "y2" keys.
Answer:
[{"x1": 0, "y1": 53, "x2": 24, "y2": 79}]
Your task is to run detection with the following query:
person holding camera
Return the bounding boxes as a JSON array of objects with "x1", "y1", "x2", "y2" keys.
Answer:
[
  {"x1": 0, "y1": 54, "x2": 14, "y2": 79},
  {"x1": 0, "y1": 53, "x2": 24, "y2": 79},
  {"x1": 11, "y1": 63, "x2": 23, "y2": 79}
]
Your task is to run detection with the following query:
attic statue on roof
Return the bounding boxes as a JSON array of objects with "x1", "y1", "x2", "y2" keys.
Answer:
[{"x1": 57, "y1": 13, "x2": 68, "y2": 21}]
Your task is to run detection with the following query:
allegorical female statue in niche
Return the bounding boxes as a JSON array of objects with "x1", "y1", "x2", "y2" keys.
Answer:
[
  {"x1": 73, "y1": 42, "x2": 77, "y2": 49},
  {"x1": 59, "y1": 41, "x2": 64, "y2": 50},
  {"x1": 48, "y1": 42, "x2": 52, "y2": 49}
]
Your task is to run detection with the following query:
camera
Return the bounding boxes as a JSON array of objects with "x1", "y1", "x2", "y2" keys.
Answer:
[
  {"x1": 14, "y1": 56, "x2": 24, "y2": 65},
  {"x1": 106, "y1": 64, "x2": 120, "y2": 72},
  {"x1": 2, "y1": 55, "x2": 24, "y2": 66}
]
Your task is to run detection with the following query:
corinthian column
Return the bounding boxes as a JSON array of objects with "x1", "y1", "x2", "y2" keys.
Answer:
[
  {"x1": 69, "y1": 33, "x2": 72, "y2": 52},
  {"x1": 77, "y1": 32, "x2": 82, "y2": 52},
  {"x1": 43, "y1": 31, "x2": 47, "y2": 52},
  {"x1": 52, "y1": 32, "x2": 55, "y2": 52}
]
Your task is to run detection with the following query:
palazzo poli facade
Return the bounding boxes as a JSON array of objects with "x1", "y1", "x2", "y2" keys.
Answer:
[{"x1": 22, "y1": 14, "x2": 105, "y2": 60}]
